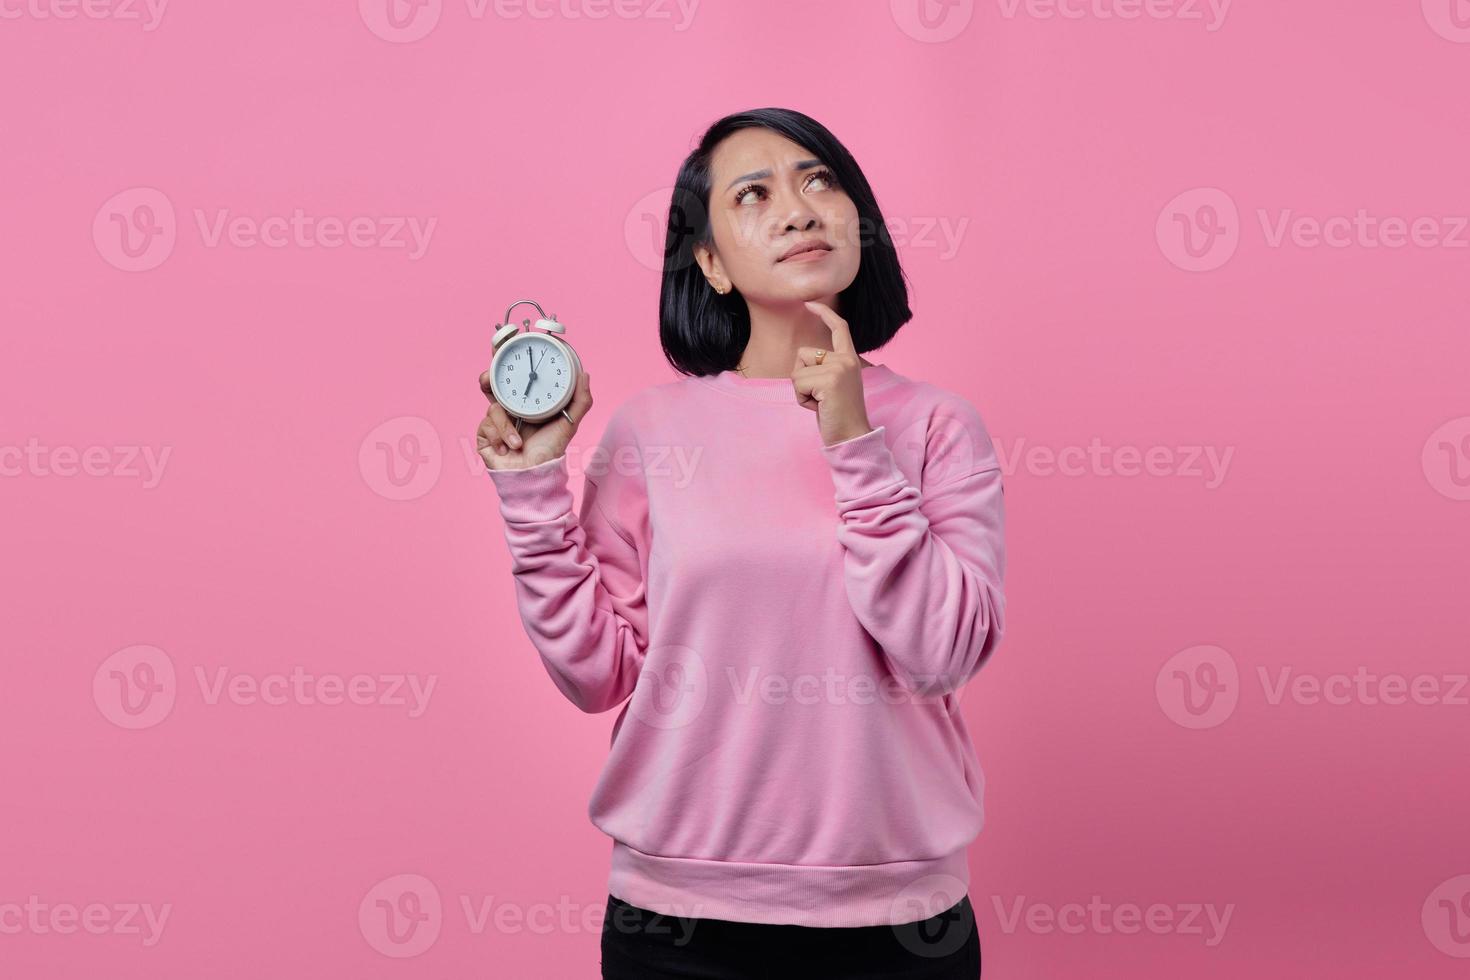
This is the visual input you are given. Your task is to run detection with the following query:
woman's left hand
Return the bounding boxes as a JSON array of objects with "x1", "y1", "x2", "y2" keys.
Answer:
[{"x1": 793, "y1": 300, "x2": 875, "y2": 447}]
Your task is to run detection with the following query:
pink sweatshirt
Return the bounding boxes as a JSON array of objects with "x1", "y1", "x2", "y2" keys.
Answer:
[{"x1": 486, "y1": 362, "x2": 1006, "y2": 927}]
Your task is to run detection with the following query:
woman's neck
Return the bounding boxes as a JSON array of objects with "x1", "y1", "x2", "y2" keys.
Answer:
[{"x1": 735, "y1": 300, "x2": 872, "y2": 378}]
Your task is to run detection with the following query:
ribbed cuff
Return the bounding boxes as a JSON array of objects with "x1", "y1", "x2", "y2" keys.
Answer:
[
  {"x1": 820, "y1": 425, "x2": 905, "y2": 507},
  {"x1": 485, "y1": 454, "x2": 573, "y2": 524}
]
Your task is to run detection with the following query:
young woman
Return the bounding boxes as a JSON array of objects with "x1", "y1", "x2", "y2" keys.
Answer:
[{"x1": 475, "y1": 107, "x2": 1004, "y2": 978}]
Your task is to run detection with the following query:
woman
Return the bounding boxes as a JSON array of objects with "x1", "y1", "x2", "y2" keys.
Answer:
[{"x1": 475, "y1": 107, "x2": 1003, "y2": 978}]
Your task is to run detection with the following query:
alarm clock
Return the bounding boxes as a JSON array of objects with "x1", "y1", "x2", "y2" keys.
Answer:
[{"x1": 488, "y1": 299, "x2": 583, "y2": 428}]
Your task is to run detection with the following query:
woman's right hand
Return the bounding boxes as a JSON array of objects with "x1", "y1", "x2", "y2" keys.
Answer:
[{"x1": 476, "y1": 369, "x2": 593, "y2": 471}]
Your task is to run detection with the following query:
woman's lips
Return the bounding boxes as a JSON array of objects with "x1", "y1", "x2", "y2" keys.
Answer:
[{"x1": 779, "y1": 247, "x2": 832, "y2": 263}]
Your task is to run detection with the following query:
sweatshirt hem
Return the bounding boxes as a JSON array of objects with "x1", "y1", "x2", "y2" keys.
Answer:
[{"x1": 607, "y1": 840, "x2": 971, "y2": 928}]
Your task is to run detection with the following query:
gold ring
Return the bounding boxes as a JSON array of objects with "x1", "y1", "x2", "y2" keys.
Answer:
[{"x1": 815, "y1": 350, "x2": 826, "y2": 364}]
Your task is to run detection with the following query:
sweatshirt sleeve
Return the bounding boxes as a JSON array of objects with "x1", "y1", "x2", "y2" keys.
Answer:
[
  {"x1": 819, "y1": 405, "x2": 1006, "y2": 698},
  {"x1": 484, "y1": 413, "x2": 650, "y2": 714}
]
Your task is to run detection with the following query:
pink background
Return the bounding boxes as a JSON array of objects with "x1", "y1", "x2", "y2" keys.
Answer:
[{"x1": 3, "y1": 1, "x2": 1468, "y2": 976}]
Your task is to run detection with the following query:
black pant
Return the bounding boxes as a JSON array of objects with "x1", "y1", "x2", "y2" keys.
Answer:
[{"x1": 600, "y1": 892, "x2": 981, "y2": 979}]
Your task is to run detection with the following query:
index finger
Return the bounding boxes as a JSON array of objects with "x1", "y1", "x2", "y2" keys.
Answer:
[{"x1": 803, "y1": 301, "x2": 855, "y2": 355}]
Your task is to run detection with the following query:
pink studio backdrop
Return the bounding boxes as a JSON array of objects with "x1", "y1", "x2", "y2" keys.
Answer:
[{"x1": 2, "y1": 2, "x2": 1467, "y2": 977}]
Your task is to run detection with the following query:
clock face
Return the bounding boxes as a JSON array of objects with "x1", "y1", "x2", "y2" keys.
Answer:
[{"x1": 495, "y1": 334, "x2": 573, "y2": 416}]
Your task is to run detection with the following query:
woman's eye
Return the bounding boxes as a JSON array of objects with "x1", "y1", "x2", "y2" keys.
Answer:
[{"x1": 733, "y1": 169, "x2": 836, "y2": 206}]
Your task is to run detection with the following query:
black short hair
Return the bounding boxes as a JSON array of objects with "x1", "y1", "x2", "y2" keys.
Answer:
[{"x1": 658, "y1": 107, "x2": 913, "y2": 378}]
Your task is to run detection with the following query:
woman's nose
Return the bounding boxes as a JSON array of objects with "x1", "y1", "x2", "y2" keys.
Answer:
[
  {"x1": 783, "y1": 211, "x2": 820, "y2": 232},
  {"x1": 777, "y1": 195, "x2": 821, "y2": 232}
]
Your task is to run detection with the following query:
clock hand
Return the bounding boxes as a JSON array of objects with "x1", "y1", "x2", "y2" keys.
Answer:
[{"x1": 526, "y1": 350, "x2": 541, "y2": 388}]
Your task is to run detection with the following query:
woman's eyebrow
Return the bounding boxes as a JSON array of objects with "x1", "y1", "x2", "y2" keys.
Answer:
[{"x1": 723, "y1": 159, "x2": 825, "y2": 191}]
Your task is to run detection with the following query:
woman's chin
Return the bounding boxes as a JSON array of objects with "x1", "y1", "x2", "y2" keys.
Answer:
[{"x1": 770, "y1": 271, "x2": 851, "y2": 300}]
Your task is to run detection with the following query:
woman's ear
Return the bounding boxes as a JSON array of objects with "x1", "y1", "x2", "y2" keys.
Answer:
[{"x1": 693, "y1": 242, "x2": 724, "y2": 290}]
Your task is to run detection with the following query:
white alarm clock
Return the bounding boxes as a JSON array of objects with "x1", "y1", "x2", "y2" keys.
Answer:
[{"x1": 488, "y1": 299, "x2": 583, "y2": 427}]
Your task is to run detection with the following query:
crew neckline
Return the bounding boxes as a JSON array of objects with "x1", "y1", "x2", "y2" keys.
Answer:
[{"x1": 695, "y1": 362, "x2": 903, "y2": 403}]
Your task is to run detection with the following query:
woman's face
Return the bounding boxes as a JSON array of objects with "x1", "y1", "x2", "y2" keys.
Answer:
[{"x1": 693, "y1": 128, "x2": 862, "y2": 307}]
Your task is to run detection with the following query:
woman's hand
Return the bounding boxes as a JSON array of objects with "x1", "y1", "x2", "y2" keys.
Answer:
[
  {"x1": 476, "y1": 369, "x2": 593, "y2": 471},
  {"x1": 793, "y1": 301, "x2": 874, "y2": 447}
]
